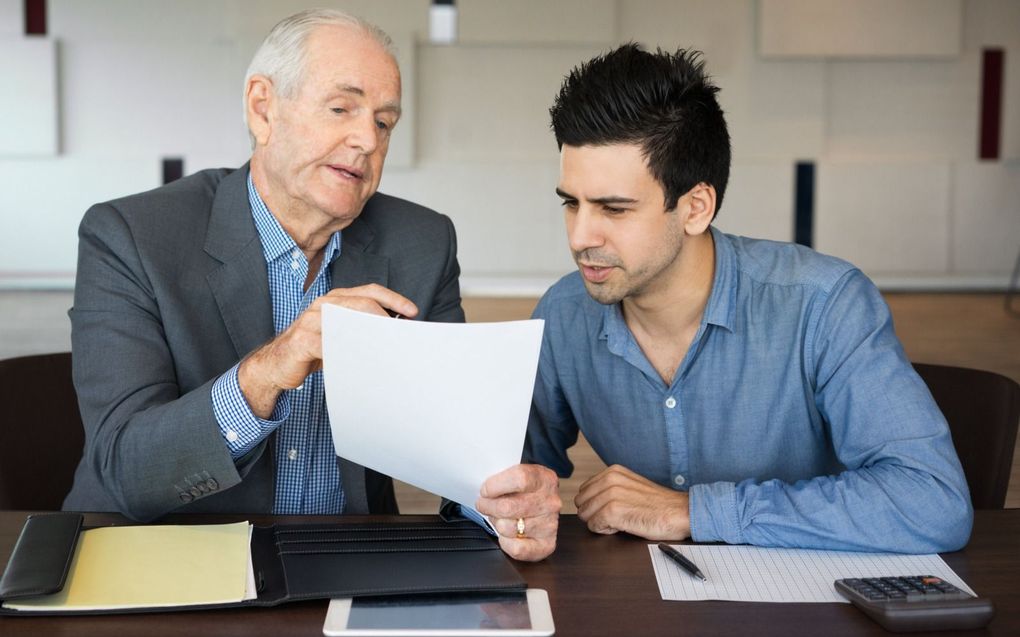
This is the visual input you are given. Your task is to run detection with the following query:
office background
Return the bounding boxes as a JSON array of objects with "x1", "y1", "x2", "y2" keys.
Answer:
[
  {"x1": 0, "y1": 0, "x2": 1018, "y2": 292},
  {"x1": 0, "y1": 1, "x2": 1017, "y2": 508}
]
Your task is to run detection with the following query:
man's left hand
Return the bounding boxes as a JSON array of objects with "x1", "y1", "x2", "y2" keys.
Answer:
[
  {"x1": 476, "y1": 464, "x2": 561, "y2": 562},
  {"x1": 575, "y1": 464, "x2": 691, "y2": 540}
]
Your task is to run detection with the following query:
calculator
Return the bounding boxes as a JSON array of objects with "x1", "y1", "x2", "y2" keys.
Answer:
[{"x1": 834, "y1": 576, "x2": 995, "y2": 632}]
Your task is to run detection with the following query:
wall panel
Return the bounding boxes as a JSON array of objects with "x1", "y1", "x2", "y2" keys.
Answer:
[
  {"x1": 759, "y1": 0, "x2": 962, "y2": 58},
  {"x1": 0, "y1": 37, "x2": 58, "y2": 155},
  {"x1": 0, "y1": 157, "x2": 159, "y2": 282},
  {"x1": 417, "y1": 44, "x2": 604, "y2": 162},
  {"x1": 825, "y1": 57, "x2": 980, "y2": 160},
  {"x1": 458, "y1": 0, "x2": 616, "y2": 45},
  {"x1": 0, "y1": 0, "x2": 22, "y2": 35},
  {"x1": 815, "y1": 161, "x2": 952, "y2": 275},
  {"x1": 951, "y1": 162, "x2": 1020, "y2": 274}
]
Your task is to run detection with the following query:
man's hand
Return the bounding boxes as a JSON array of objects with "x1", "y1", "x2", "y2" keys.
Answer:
[
  {"x1": 238, "y1": 284, "x2": 418, "y2": 418},
  {"x1": 476, "y1": 464, "x2": 561, "y2": 562},
  {"x1": 575, "y1": 464, "x2": 690, "y2": 540}
]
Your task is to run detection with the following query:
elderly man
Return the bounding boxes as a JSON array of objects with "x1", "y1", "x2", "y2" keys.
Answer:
[
  {"x1": 64, "y1": 9, "x2": 558, "y2": 562},
  {"x1": 524, "y1": 44, "x2": 972, "y2": 553}
]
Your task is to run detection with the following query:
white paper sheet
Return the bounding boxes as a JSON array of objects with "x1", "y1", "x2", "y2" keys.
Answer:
[
  {"x1": 649, "y1": 544, "x2": 976, "y2": 602},
  {"x1": 322, "y1": 304, "x2": 544, "y2": 510}
]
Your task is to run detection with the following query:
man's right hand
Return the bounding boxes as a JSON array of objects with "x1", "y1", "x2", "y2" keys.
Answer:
[{"x1": 237, "y1": 283, "x2": 418, "y2": 418}]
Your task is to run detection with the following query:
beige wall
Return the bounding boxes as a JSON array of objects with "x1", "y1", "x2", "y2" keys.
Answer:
[{"x1": 0, "y1": 0, "x2": 1017, "y2": 292}]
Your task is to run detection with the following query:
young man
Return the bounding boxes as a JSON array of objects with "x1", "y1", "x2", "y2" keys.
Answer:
[
  {"x1": 524, "y1": 44, "x2": 971, "y2": 553},
  {"x1": 65, "y1": 9, "x2": 557, "y2": 562}
]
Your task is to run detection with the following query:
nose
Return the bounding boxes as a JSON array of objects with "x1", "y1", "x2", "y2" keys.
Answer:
[
  {"x1": 347, "y1": 113, "x2": 380, "y2": 155},
  {"x1": 567, "y1": 205, "x2": 604, "y2": 254}
]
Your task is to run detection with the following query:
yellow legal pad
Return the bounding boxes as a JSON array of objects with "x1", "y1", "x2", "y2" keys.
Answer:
[{"x1": 4, "y1": 521, "x2": 251, "y2": 611}]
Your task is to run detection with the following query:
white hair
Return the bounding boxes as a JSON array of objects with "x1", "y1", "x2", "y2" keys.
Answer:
[{"x1": 243, "y1": 8, "x2": 396, "y2": 146}]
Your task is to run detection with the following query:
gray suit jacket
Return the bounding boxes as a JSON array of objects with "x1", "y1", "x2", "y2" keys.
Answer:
[{"x1": 64, "y1": 165, "x2": 465, "y2": 521}]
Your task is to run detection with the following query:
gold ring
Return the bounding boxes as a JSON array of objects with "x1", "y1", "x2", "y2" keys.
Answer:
[{"x1": 516, "y1": 517, "x2": 526, "y2": 538}]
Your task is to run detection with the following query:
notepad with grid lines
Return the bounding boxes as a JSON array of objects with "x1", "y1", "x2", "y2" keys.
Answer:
[{"x1": 649, "y1": 544, "x2": 975, "y2": 602}]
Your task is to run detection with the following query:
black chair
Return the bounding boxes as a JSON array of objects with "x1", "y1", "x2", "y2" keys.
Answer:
[
  {"x1": 914, "y1": 362, "x2": 1020, "y2": 509},
  {"x1": 0, "y1": 352, "x2": 84, "y2": 510}
]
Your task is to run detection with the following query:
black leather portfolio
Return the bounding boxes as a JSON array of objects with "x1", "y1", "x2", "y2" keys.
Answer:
[{"x1": 0, "y1": 513, "x2": 526, "y2": 615}]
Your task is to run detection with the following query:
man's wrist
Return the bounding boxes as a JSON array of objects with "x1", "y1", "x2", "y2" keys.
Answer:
[
  {"x1": 237, "y1": 348, "x2": 284, "y2": 419},
  {"x1": 669, "y1": 491, "x2": 693, "y2": 539}
]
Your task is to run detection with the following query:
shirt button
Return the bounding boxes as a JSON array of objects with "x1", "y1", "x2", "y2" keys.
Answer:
[
  {"x1": 288, "y1": 449, "x2": 298, "y2": 461},
  {"x1": 295, "y1": 383, "x2": 304, "y2": 391},
  {"x1": 225, "y1": 430, "x2": 239, "y2": 443},
  {"x1": 665, "y1": 396, "x2": 677, "y2": 409},
  {"x1": 292, "y1": 249, "x2": 301, "y2": 259},
  {"x1": 290, "y1": 260, "x2": 300, "y2": 270},
  {"x1": 673, "y1": 474, "x2": 686, "y2": 487}
]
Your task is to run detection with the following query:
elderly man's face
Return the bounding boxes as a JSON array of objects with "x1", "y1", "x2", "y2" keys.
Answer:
[{"x1": 261, "y1": 25, "x2": 400, "y2": 227}]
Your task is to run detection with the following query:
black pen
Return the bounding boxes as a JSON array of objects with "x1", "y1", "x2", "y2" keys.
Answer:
[{"x1": 657, "y1": 542, "x2": 707, "y2": 582}]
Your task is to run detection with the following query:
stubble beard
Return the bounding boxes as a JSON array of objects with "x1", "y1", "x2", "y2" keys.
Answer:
[{"x1": 576, "y1": 227, "x2": 686, "y2": 306}]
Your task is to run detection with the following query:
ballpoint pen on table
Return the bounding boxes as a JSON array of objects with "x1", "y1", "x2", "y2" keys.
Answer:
[{"x1": 657, "y1": 542, "x2": 707, "y2": 582}]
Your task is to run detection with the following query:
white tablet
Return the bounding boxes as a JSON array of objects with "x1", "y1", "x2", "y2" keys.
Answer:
[{"x1": 322, "y1": 589, "x2": 555, "y2": 636}]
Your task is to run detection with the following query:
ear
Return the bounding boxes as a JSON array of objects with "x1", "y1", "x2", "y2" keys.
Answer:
[
  {"x1": 245, "y1": 75, "x2": 275, "y2": 147},
  {"x1": 682, "y1": 182, "x2": 716, "y2": 236}
]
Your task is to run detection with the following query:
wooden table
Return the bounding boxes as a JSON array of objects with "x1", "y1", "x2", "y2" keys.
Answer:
[{"x1": 1, "y1": 510, "x2": 1017, "y2": 636}]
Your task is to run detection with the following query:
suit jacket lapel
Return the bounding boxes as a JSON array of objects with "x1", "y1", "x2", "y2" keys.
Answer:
[
  {"x1": 203, "y1": 165, "x2": 275, "y2": 359},
  {"x1": 330, "y1": 215, "x2": 389, "y2": 290}
]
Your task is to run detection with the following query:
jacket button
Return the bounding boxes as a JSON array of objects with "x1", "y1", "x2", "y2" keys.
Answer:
[
  {"x1": 179, "y1": 493, "x2": 193, "y2": 503},
  {"x1": 206, "y1": 478, "x2": 218, "y2": 491},
  {"x1": 190, "y1": 486, "x2": 202, "y2": 497}
]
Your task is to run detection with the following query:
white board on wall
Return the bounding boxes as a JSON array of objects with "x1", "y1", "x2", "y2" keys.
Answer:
[
  {"x1": 0, "y1": 37, "x2": 58, "y2": 156},
  {"x1": 759, "y1": 0, "x2": 962, "y2": 59}
]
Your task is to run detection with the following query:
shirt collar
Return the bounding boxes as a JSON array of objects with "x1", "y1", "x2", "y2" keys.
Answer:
[
  {"x1": 246, "y1": 171, "x2": 342, "y2": 266},
  {"x1": 599, "y1": 225, "x2": 738, "y2": 347},
  {"x1": 703, "y1": 225, "x2": 737, "y2": 333}
]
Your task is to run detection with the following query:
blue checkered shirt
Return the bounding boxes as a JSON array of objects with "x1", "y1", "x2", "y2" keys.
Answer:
[{"x1": 210, "y1": 172, "x2": 345, "y2": 514}]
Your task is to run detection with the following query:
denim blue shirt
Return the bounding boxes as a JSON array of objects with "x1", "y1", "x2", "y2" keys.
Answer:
[
  {"x1": 525, "y1": 227, "x2": 972, "y2": 553},
  {"x1": 210, "y1": 173, "x2": 345, "y2": 514}
]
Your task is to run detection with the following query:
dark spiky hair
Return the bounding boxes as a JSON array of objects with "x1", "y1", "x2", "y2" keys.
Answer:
[{"x1": 550, "y1": 43, "x2": 731, "y2": 216}]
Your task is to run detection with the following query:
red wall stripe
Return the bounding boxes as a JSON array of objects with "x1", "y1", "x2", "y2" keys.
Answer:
[
  {"x1": 979, "y1": 48, "x2": 1004, "y2": 160},
  {"x1": 24, "y1": 0, "x2": 46, "y2": 35}
]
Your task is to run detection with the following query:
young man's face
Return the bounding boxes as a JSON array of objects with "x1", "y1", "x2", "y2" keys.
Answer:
[
  {"x1": 258, "y1": 25, "x2": 401, "y2": 227},
  {"x1": 556, "y1": 143, "x2": 688, "y2": 305}
]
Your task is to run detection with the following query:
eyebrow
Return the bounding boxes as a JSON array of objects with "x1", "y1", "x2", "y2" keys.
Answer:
[
  {"x1": 333, "y1": 83, "x2": 402, "y2": 116},
  {"x1": 555, "y1": 187, "x2": 638, "y2": 205}
]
